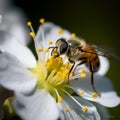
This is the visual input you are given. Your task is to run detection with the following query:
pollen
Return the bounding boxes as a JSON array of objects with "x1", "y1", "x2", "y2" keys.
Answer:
[
  {"x1": 39, "y1": 18, "x2": 45, "y2": 24},
  {"x1": 57, "y1": 29, "x2": 64, "y2": 34},
  {"x1": 45, "y1": 48, "x2": 49, "y2": 53},
  {"x1": 48, "y1": 41, "x2": 53, "y2": 45},
  {"x1": 65, "y1": 107, "x2": 70, "y2": 112},
  {"x1": 52, "y1": 77, "x2": 57, "y2": 81},
  {"x1": 80, "y1": 68, "x2": 86, "y2": 78},
  {"x1": 27, "y1": 21, "x2": 32, "y2": 26},
  {"x1": 80, "y1": 68, "x2": 85, "y2": 73},
  {"x1": 80, "y1": 73, "x2": 86, "y2": 78},
  {"x1": 80, "y1": 90, "x2": 85, "y2": 95},
  {"x1": 38, "y1": 48, "x2": 43, "y2": 52},
  {"x1": 71, "y1": 33, "x2": 76, "y2": 38},
  {"x1": 82, "y1": 106, "x2": 88, "y2": 113},
  {"x1": 91, "y1": 92, "x2": 98, "y2": 98},
  {"x1": 29, "y1": 32, "x2": 35, "y2": 38},
  {"x1": 57, "y1": 96, "x2": 63, "y2": 103}
]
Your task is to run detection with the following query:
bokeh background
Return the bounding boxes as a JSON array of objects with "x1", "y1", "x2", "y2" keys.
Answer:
[{"x1": 13, "y1": 0, "x2": 120, "y2": 119}]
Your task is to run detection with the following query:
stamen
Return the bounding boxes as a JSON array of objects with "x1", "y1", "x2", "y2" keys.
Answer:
[
  {"x1": 63, "y1": 90, "x2": 83, "y2": 108},
  {"x1": 80, "y1": 68, "x2": 86, "y2": 78},
  {"x1": 38, "y1": 48, "x2": 43, "y2": 52},
  {"x1": 80, "y1": 68, "x2": 85, "y2": 73},
  {"x1": 27, "y1": 21, "x2": 35, "y2": 34},
  {"x1": 91, "y1": 92, "x2": 98, "y2": 98},
  {"x1": 29, "y1": 32, "x2": 35, "y2": 38},
  {"x1": 52, "y1": 77, "x2": 57, "y2": 81},
  {"x1": 79, "y1": 90, "x2": 85, "y2": 95},
  {"x1": 57, "y1": 29, "x2": 64, "y2": 34},
  {"x1": 27, "y1": 21, "x2": 32, "y2": 27},
  {"x1": 80, "y1": 73, "x2": 86, "y2": 78},
  {"x1": 45, "y1": 48, "x2": 49, "y2": 53},
  {"x1": 65, "y1": 107, "x2": 70, "y2": 112},
  {"x1": 57, "y1": 96, "x2": 63, "y2": 103},
  {"x1": 82, "y1": 106, "x2": 88, "y2": 113},
  {"x1": 71, "y1": 33, "x2": 76, "y2": 38},
  {"x1": 55, "y1": 89, "x2": 63, "y2": 103},
  {"x1": 48, "y1": 41, "x2": 53, "y2": 45},
  {"x1": 39, "y1": 18, "x2": 45, "y2": 24}
]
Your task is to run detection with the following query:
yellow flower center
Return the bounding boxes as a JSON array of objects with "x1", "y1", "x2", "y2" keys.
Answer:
[{"x1": 30, "y1": 53, "x2": 73, "y2": 100}]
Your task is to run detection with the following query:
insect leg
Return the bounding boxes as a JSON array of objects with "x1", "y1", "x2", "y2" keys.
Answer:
[
  {"x1": 67, "y1": 59, "x2": 75, "y2": 83},
  {"x1": 89, "y1": 62, "x2": 101, "y2": 96}
]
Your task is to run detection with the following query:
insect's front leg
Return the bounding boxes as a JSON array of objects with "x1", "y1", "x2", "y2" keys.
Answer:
[{"x1": 67, "y1": 58, "x2": 75, "y2": 83}]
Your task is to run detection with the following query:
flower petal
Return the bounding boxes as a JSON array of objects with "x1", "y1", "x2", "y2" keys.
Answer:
[
  {"x1": 0, "y1": 50, "x2": 37, "y2": 94},
  {"x1": 13, "y1": 90, "x2": 60, "y2": 120},
  {"x1": 94, "y1": 103, "x2": 110, "y2": 120},
  {"x1": 35, "y1": 22, "x2": 71, "y2": 49},
  {"x1": 0, "y1": 31, "x2": 36, "y2": 68},
  {"x1": 96, "y1": 56, "x2": 109, "y2": 76},
  {"x1": 70, "y1": 75, "x2": 120, "y2": 107},
  {"x1": 59, "y1": 95, "x2": 101, "y2": 120},
  {"x1": 0, "y1": 0, "x2": 30, "y2": 45},
  {"x1": 0, "y1": 0, "x2": 11, "y2": 13}
]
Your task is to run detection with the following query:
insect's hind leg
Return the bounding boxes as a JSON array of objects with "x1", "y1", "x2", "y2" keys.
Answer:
[{"x1": 89, "y1": 62, "x2": 101, "y2": 96}]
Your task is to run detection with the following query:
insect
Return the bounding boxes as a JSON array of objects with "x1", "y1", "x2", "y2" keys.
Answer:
[{"x1": 49, "y1": 37, "x2": 119, "y2": 95}]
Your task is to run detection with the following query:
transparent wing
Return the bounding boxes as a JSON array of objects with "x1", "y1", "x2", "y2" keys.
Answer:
[{"x1": 90, "y1": 43, "x2": 120, "y2": 62}]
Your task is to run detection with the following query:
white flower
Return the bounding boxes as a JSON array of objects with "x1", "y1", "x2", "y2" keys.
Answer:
[
  {"x1": 0, "y1": 0, "x2": 29, "y2": 45},
  {"x1": 0, "y1": 0, "x2": 31, "y2": 118},
  {"x1": 0, "y1": 21, "x2": 120, "y2": 120}
]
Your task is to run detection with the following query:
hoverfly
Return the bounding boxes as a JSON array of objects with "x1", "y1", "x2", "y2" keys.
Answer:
[{"x1": 49, "y1": 37, "x2": 120, "y2": 95}]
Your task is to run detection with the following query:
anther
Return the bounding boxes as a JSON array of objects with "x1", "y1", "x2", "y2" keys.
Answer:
[
  {"x1": 29, "y1": 32, "x2": 35, "y2": 38},
  {"x1": 38, "y1": 48, "x2": 43, "y2": 52},
  {"x1": 49, "y1": 41, "x2": 53, "y2": 45},
  {"x1": 45, "y1": 48, "x2": 49, "y2": 53},
  {"x1": 71, "y1": 33, "x2": 76, "y2": 38},
  {"x1": 80, "y1": 73, "x2": 86, "y2": 78},
  {"x1": 57, "y1": 96, "x2": 63, "y2": 103},
  {"x1": 27, "y1": 21, "x2": 32, "y2": 26},
  {"x1": 82, "y1": 106, "x2": 88, "y2": 113},
  {"x1": 80, "y1": 68, "x2": 85, "y2": 73},
  {"x1": 80, "y1": 90, "x2": 85, "y2": 95},
  {"x1": 39, "y1": 18, "x2": 45, "y2": 24},
  {"x1": 57, "y1": 29, "x2": 64, "y2": 34},
  {"x1": 91, "y1": 92, "x2": 98, "y2": 98},
  {"x1": 65, "y1": 107, "x2": 70, "y2": 112},
  {"x1": 80, "y1": 68, "x2": 86, "y2": 78}
]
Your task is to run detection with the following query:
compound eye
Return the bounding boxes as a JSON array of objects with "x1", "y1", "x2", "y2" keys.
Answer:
[{"x1": 59, "y1": 41, "x2": 68, "y2": 54}]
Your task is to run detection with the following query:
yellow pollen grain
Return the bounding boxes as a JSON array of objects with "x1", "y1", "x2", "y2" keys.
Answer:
[
  {"x1": 80, "y1": 90, "x2": 85, "y2": 95},
  {"x1": 82, "y1": 106, "x2": 88, "y2": 113},
  {"x1": 52, "y1": 77, "x2": 57, "y2": 81},
  {"x1": 91, "y1": 92, "x2": 98, "y2": 98},
  {"x1": 80, "y1": 68, "x2": 85, "y2": 73},
  {"x1": 45, "y1": 48, "x2": 49, "y2": 53},
  {"x1": 65, "y1": 107, "x2": 70, "y2": 112},
  {"x1": 38, "y1": 48, "x2": 43, "y2": 52},
  {"x1": 80, "y1": 68, "x2": 86, "y2": 78},
  {"x1": 80, "y1": 73, "x2": 86, "y2": 78},
  {"x1": 71, "y1": 33, "x2": 76, "y2": 38},
  {"x1": 57, "y1": 81, "x2": 62, "y2": 85},
  {"x1": 29, "y1": 32, "x2": 35, "y2": 38},
  {"x1": 39, "y1": 18, "x2": 45, "y2": 24},
  {"x1": 48, "y1": 41, "x2": 53, "y2": 45},
  {"x1": 27, "y1": 21, "x2": 32, "y2": 26},
  {"x1": 57, "y1": 96, "x2": 63, "y2": 103},
  {"x1": 57, "y1": 29, "x2": 64, "y2": 34}
]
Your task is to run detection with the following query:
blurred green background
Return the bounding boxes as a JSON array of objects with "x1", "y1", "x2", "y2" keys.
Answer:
[{"x1": 14, "y1": 0, "x2": 120, "y2": 119}]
